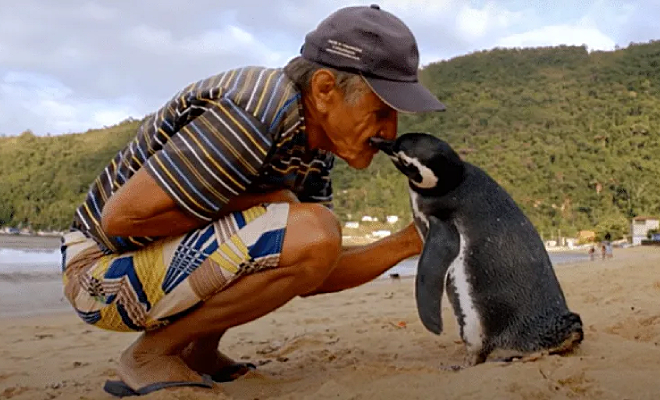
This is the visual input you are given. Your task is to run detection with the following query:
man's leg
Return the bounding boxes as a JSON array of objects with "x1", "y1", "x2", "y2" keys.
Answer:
[
  {"x1": 116, "y1": 203, "x2": 341, "y2": 390},
  {"x1": 180, "y1": 332, "x2": 232, "y2": 374},
  {"x1": 180, "y1": 330, "x2": 256, "y2": 382}
]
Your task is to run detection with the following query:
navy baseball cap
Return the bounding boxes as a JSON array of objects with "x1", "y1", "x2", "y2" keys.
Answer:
[{"x1": 300, "y1": 4, "x2": 445, "y2": 113}]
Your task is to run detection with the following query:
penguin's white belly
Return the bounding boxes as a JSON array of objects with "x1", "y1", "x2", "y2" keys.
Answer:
[
  {"x1": 408, "y1": 189, "x2": 429, "y2": 239},
  {"x1": 447, "y1": 233, "x2": 484, "y2": 349},
  {"x1": 409, "y1": 189, "x2": 483, "y2": 347}
]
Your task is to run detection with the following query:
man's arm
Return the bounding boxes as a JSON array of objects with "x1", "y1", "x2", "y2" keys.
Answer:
[
  {"x1": 294, "y1": 163, "x2": 422, "y2": 295},
  {"x1": 100, "y1": 93, "x2": 290, "y2": 238},
  {"x1": 101, "y1": 167, "x2": 299, "y2": 238},
  {"x1": 302, "y1": 222, "x2": 423, "y2": 296}
]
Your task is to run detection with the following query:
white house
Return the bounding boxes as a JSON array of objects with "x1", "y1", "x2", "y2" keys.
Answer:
[
  {"x1": 631, "y1": 216, "x2": 659, "y2": 245},
  {"x1": 565, "y1": 238, "x2": 577, "y2": 249},
  {"x1": 386, "y1": 215, "x2": 399, "y2": 224},
  {"x1": 371, "y1": 230, "x2": 391, "y2": 238},
  {"x1": 344, "y1": 222, "x2": 359, "y2": 229}
]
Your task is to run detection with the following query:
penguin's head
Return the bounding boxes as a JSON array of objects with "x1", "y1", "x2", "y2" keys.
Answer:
[{"x1": 369, "y1": 132, "x2": 465, "y2": 192}]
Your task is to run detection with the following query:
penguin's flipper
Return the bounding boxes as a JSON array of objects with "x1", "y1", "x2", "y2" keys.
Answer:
[{"x1": 415, "y1": 215, "x2": 460, "y2": 335}]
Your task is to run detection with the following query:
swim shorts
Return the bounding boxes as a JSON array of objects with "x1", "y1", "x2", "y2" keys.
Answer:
[{"x1": 61, "y1": 203, "x2": 289, "y2": 332}]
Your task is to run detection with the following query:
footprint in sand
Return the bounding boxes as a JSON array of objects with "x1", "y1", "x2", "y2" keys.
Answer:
[
  {"x1": 582, "y1": 293, "x2": 598, "y2": 303},
  {"x1": 1, "y1": 386, "x2": 29, "y2": 399},
  {"x1": 639, "y1": 315, "x2": 660, "y2": 327},
  {"x1": 605, "y1": 315, "x2": 660, "y2": 342},
  {"x1": 33, "y1": 334, "x2": 54, "y2": 340}
]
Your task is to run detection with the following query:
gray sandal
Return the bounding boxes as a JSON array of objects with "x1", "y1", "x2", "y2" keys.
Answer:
[{"x1": 103, "y1": 374, "x2": 214, "y2": 397}]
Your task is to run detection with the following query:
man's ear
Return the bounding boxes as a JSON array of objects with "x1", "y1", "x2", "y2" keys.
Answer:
[{"x1": 310, "y1": 69, "x2": 339, "y2": 113}]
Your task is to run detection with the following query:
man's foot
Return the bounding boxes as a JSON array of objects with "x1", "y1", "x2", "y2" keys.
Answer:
[
  {"x1": 182, "y1": 345, "x2": 256, "y2": 382},
  {"x1": 115, "y1": 342, "x2": 209, "y2": 392}
]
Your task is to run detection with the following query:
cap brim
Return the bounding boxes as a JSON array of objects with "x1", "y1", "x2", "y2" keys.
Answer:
[{"x1": 362, "y1": 76, "x2": 446, "y2": 113}]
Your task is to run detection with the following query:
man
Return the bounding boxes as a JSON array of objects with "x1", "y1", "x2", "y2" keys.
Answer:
[{"x1": 61, "y1": 4, "x2": 445, "y2": 396}]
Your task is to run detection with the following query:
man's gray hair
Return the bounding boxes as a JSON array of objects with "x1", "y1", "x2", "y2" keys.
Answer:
[{"x1": 283, "y1": 56, "x2": 369, "y2": 105}]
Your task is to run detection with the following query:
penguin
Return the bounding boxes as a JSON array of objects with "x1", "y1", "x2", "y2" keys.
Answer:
[{"x1": 369, "y1": 133, "x2": 583, "y2": 368}]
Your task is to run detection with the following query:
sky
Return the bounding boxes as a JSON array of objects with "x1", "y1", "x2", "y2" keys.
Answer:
[{"x1": 0, "y1": 0, "x2": 658, "y2": 136}]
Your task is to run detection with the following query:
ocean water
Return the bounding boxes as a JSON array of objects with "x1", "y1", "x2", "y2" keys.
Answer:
[
  {"x1": 385, "y1": 252, "x2": 590, "y2": 277},
  {"x1": 0, "y1": 248, "x2": 68, "y2": 317},
  {"x1": 0, "y1": 246, "x2": 591, "y2": 317},
  {"x1": 0, "y1": 247, "x2": 591, "y2": 281},
  {"x1": 0, "y1": 248, "x2": 62, "y2": 275}
]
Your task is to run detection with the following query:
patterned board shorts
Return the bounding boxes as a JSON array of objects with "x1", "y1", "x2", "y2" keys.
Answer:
[{"x1": 61, "y1": 203, "x2": 289, "y2": 332}]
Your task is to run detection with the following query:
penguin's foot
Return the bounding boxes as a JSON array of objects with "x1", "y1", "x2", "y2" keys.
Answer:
[
  {"x1": 490, "y1": 332, "x2": 582, "y2": 366},
  {"x1": 441, "y1": 352, "x2": 487, "y2": 371},
  {"x1": 441, "y1": 364, "x2": 466, "y2": 372},
  {"x1": 490, "y1": 351, "x2": 549, "y2": 365},
  {"x1": 549, "y1": 331, "x2": 583, "y2": 355}
]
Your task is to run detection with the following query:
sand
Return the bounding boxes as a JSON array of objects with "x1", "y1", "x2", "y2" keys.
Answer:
[{"x1": 1, "y1": 246, "x2": 660, "y2": 400}]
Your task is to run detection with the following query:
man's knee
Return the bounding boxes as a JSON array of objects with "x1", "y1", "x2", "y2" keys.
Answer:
[
  {"x1": 280, "y1": 203, "x2": 342, "y2": 286},
  {"x1": 290, "y1": 203, "x2": 341, "y2": 261}
]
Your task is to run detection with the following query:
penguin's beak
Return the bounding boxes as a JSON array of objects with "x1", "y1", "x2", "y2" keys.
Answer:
[{"x1": 369, "y1": 137, "x2": 395, "y2": 156}]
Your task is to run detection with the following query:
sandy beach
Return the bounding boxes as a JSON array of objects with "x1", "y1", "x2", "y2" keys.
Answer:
[{"x1": 1, "y1": 245, "x2": 660, "y2": 399}]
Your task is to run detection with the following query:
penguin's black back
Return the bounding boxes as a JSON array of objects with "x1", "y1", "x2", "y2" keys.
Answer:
[{"x1": 416, "y1": 160, "x2": 576, "y2": 350}]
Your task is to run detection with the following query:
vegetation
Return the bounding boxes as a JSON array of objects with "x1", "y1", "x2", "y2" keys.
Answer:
[
  {"x1": 2, "y1": 41, "x2": 660, "y2": 241},
  {"x1": 335, "y1": 41, "x2": 660, "y2": 240},
  {"x1": 0, "y1": 121, "x2": 139, "y2": 231}
]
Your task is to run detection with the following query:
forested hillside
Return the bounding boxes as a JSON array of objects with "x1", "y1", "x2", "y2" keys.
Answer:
[{"x1": 2, "y1": 41, "x2": 660, "y2": 240}]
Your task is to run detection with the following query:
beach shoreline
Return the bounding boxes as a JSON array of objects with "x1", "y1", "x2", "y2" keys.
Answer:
[
  {"x1": 0, "y1": 252, "x2": 597, "y2": 320},
  {"x1": 0, "y1": 233, "x2": 616, "y2": 321},
  {"x1": 0, "y1": 233, "x2": 62, "y2": 250},
  {"x1": 0, "y1": 232, "x2": 598, "y2": 252},
  {"x1": 0, "y1": 246, "x2": 626, "y2": 321}
]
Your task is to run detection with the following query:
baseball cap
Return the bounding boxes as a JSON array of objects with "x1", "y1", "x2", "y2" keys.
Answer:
[{"x1": 300, "y1": 4, "x2": 445, "y2": 113}]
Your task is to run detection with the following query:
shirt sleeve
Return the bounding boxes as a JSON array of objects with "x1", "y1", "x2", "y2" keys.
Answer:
[
  {"x1": 299, "y1": 178, "x2": 334, "y2": 210},
  {"x1": 143, "y1": 96, "x2": 275, "y2": 221}
]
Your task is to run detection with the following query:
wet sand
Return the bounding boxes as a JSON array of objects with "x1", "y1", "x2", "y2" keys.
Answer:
[{"x1": 0, "y1": 234, "x2": 62, "y2": 250}]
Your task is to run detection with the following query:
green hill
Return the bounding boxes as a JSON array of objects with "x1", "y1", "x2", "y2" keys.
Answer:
[{"x1": 2, "y1": 41, "x2": 660, "y2": 241}]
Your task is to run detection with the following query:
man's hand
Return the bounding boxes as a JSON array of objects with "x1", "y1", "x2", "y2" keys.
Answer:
[{"x1": 400, "y1": 222, "x2": 423, "y2": 255}]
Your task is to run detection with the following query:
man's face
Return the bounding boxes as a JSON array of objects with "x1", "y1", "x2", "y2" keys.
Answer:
[{"x1": 311, "y1": 71, "x2": 398, "y2": 169}]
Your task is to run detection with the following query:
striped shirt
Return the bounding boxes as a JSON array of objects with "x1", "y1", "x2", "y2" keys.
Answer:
[{"x1": 72, "y1": 66, "x2": 334, "y2": 254}]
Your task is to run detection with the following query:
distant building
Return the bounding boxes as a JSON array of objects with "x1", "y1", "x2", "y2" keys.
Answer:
[
  {"x1": 344, "y1": 222, "x2": 360, "y2": 229},
  {"x1": 565, "y1": 238, "x2": 577, "y2": 249},
  {"x1": 577, "y1": 230, "x2": 596, "y2": 243},
  {"x1": 361, "y1": 216, "x2": 377, "y2": 222},
  {"x1": 631, "y1": 216, "x2": 659, "y2": 245},
  {"x1": 371, "y1": 230, "x2": 391, "y2": 238},
  {"x1": 386, "y1": 215, "x2": 399, "y2": 224}
]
